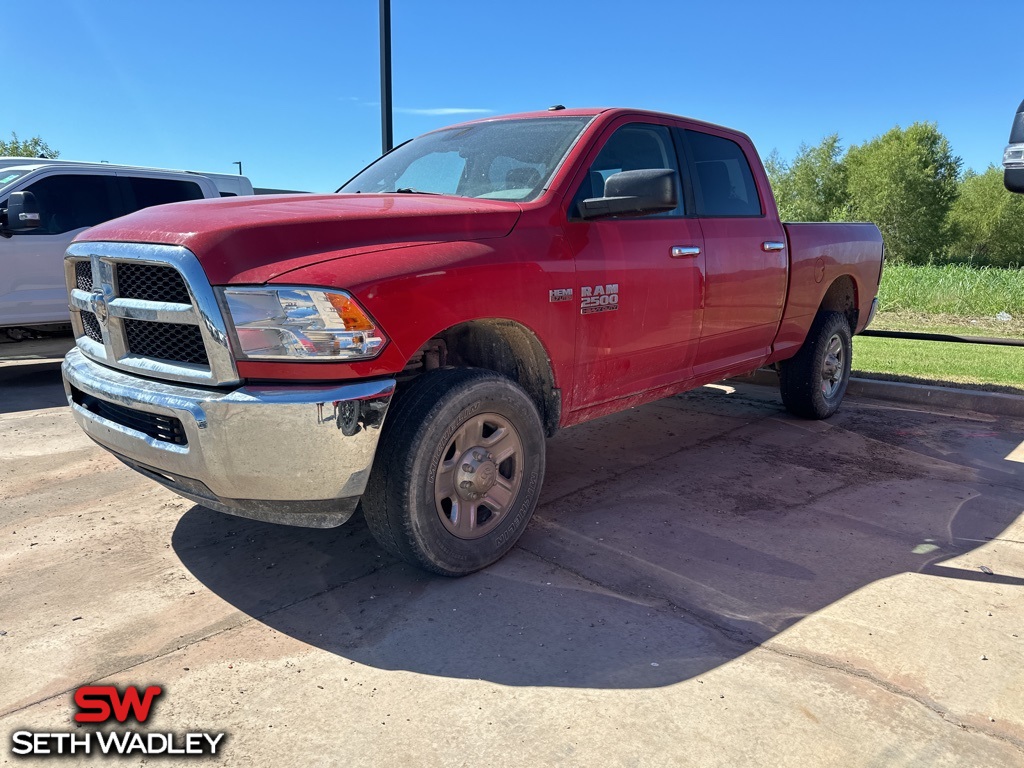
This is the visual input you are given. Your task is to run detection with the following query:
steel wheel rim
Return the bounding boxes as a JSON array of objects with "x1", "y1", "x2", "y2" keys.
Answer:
[
  {"x1": 433, "y1": 412, "x2": 524, "y2": 540},
  {"x1": 821, "y1": 333, "x2": 844, "y2": 399}
]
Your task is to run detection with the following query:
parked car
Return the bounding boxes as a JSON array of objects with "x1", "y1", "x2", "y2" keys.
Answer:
[
  {"x1": 55, "y1": 107, "x2": 884, "y2": 575},
  {"x1": 0, "y1": 160, "x2": 254, "y2": 337},
  {"x1": 1004, "y1": 99, "x2": 1024, "y2": 193}
]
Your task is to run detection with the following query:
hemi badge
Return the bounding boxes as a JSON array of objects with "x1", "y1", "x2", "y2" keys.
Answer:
[{"x1": 549, "y1": 288, "x2": 573, "y2": 303}]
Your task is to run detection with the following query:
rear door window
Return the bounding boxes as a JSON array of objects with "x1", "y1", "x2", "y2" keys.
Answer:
[
  {"x1": 684, "y1": 130, "x2": 762, "y2": 217},
  {"x1": 120, "y1": 176, "x2": 205, "y2": 213}
]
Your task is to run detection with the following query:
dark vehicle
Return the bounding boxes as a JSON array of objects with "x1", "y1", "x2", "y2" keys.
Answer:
[{"x1": 1004, "y1": 99, "x2": 1024, "y2": 193}]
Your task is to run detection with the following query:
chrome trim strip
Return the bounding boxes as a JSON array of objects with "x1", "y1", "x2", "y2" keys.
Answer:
[
  {"x1": 108, "y1": 298, "x2": 198, "y2": 323},
  {"x1": 65, "y1": 242, "x2": 240, "y2": 386}
]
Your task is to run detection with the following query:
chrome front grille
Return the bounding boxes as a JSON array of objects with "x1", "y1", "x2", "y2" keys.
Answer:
[
  {"x1": 65, "y1": 242, "x2": 239, "y2": 387},
  {"x1": 81, "y1": 310, "x2": 103, "y2": 343},
  {"x1": 124, "y1": 319, "x2": 209, "y2": 364},
  {"x1": 117, "y1": 263, "x2": 191, "y2": 304},
  {"x1": 75, "y1": 260, "x2": 94, "y2": 292}
]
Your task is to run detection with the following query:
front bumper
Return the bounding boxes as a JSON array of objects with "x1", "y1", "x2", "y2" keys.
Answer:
[{"x1": 62, "y1": 347, "x2": 395, "y2": 527}]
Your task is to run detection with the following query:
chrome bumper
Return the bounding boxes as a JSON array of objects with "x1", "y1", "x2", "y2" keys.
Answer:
[{"x1": 62, "y1": 347, "x2": 395, "y2": 528}]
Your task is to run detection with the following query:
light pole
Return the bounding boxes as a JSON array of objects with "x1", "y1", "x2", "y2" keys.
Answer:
[
  {"x1": 232, "y1": 161, "x2": 243, "y2": 176},
  {"x1": 380, "y1": 0, "x2": 393, "y2": 154}
]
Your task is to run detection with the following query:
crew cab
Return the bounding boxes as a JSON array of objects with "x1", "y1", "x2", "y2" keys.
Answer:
[
  {"x1": 57, "y1": 108, "x2": 884, "y2": 575},
  {"x1": 0, "y1": 160, "x2": 254, "y2": 338}
]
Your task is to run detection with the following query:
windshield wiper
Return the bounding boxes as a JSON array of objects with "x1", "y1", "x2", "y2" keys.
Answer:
[{"x1": 393, "y1": 187, "x2": 442, "y2": 195}]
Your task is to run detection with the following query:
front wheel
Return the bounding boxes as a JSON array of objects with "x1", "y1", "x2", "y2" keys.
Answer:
[
  {"x1": 779, "y1": 311, "x2": 853, "y2": 419},
  {"x1": 362, "y1": 368, "x2": 546, "y2": 576}
]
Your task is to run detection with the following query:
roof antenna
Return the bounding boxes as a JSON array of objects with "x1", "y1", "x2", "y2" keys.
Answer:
[{"x1": 548, "y1": 104, "x2": 566, "y2": 111}]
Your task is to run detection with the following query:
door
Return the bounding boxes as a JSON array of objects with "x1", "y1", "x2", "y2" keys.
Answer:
[
  {"x1": 562, "y1": 120, "x2": 705, "y2": 409},
  {"x1": 0, "y1": 172, "x2": 123, "y2": 326},
  {"x1": 681, "y1": 128, "x2": 788, "y2": 377}
]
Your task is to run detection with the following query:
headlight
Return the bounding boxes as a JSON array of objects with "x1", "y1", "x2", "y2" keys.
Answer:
[
  {"x1": 219, "y1": 287, "x2": 387, "y2": 361},
  {"x1": 1004, "y1": 143, "x2": 1024, "y2": 169}
]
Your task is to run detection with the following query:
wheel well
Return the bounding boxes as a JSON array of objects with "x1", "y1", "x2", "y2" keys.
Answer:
[
  {"x1": 404, "y1": 320, "x2": 560, "y2": 437},
  {"x1": 819, "y1": 275, "x2": 859, "y2": 333}
]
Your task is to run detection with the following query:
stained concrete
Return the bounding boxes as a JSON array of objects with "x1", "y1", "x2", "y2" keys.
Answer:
[{"x1": 1, "y1": 361, "x2": 1022, "y2": 766}]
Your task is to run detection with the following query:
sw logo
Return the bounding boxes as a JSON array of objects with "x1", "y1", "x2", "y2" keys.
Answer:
[
  {"x1": 580, "y1": 283, "x2": 619, "y2": 314},
  {"x1": 74, "y1": 685, "x2": 163, "y2": 723},
  {"x1": 10, "y1": 684, "x2": 226, "y2": 757}
]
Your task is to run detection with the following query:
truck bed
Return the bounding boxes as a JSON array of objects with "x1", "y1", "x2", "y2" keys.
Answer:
[{"x1": 769, "y1": 222, "x2": 884, "y2": 363}]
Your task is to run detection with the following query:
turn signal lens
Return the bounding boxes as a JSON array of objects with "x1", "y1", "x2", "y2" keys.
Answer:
[{"x1": 326, "y1": 293, "x2": 375, "y2": 331}]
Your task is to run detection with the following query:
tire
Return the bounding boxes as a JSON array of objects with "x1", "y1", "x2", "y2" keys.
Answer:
[
  {"x1": 362, "y1": 368, "x2": 546, "y2": 576},
  {"x1": 779, "y1": 311, "x2": 853, "y2": 419}
]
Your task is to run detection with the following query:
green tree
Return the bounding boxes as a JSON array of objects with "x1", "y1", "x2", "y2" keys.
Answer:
[
  {"x1": 946, "y1": 166, "x2": 1024, "y2": 268},
  {"x1": 0, "y1": 132, "x2": 60, "y2": 159},
  {"x1": 766, "y1": 134, "x2": 848, "y2": 222},
  {"x1": 844, "y1": 122, "x2": 960, "y2": 264}
]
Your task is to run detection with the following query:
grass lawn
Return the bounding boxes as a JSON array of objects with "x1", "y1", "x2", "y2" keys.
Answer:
[
  {"x1": 869, "y1": 310, "x2": 1024, "y2": 339},
  {"x1": 853, "y1": 264, "x2": 1023, "y2": 393},
  {"x1": 852, "y1": 334, "x2": 1024, "y2": 393},
  {"x1": 879, "y1": 264, "x2": 1023, "y2": 316}
]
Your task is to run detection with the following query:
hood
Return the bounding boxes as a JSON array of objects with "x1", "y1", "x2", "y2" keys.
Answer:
[{"x1": 75, "y1": 193, "x2": 522, "y2": 284}]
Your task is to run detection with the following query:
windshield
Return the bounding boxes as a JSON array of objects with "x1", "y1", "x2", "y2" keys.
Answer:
[
  {"x1": 339, "y1": 116, "x2": 592, "y2": 202},
  {"x1": 0, "y1": 169, "x2": 30, "y2": 192}
]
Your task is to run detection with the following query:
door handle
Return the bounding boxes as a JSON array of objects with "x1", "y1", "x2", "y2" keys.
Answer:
[
  {"x1": 762, "y1": 241, "x2": 786, "y2": 252},
  {"x1": 671, "y1": 246, "x2": 701, "y2": 258}
]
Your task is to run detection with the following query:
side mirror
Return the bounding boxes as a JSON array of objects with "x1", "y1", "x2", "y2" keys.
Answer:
[
  {"x1": 578, "y1": 169, "x2": 678, "y2": 220},
  {"x1": 1, "y1": 191, "x2": 42, "y2": 234}
]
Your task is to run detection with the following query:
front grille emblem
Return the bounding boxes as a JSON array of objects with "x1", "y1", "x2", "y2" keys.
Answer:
[{"x1": 89, "y1": 290, "x2": 109, "y2": 325}]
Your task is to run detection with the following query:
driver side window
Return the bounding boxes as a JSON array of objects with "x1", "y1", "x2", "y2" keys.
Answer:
[
  {"x1": 570, "y1": 123, "x2": 684, "y2": 219},
  {"x1": 17, "y1": 173, "x2": 122, "y2": 235}
]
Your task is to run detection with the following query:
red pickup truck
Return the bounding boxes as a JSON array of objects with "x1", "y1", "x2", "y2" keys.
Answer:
[{"x1": 60, "y1": 108, "x2": 883, "y2": 575}]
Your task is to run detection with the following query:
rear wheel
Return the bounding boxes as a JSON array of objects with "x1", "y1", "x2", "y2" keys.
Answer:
[
  {"x1": 362, "y1": 368, "x2": 546, "y2": 576},
  {"x1": 779, "y1": 311, "x2": 852, "y2": 419}
]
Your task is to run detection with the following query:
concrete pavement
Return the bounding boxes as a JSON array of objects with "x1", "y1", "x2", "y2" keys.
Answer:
[{"x1": 1, "y1": 362, "x2": 1022, "y2": 766}]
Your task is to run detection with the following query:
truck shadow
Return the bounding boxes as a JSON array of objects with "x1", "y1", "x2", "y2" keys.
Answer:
[
  {"x1": 0, "y1": 361, "x2": 68, "y2": 415},
  {"x1": 172, "y1": 385, "x2": 1024, "y2": 689}
]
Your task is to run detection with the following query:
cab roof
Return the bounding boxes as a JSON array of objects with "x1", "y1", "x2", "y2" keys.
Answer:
[{"x1": 423, "y1": 107, "x2": 748, "y2": 142}]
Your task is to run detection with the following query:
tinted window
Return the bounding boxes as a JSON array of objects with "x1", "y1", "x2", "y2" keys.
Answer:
[
  {"x1": 122, "y1": 177, "x2": 205, "y2": 212},
  {"x1": 686, "y1": 130, "x2": 761, "y2": 217},
  {"x1": 570, "y1": 123, "x2": 683, "y2": 218},
  {"x1": 18, "y1": 173, "x2": 122, "y2": 235}
]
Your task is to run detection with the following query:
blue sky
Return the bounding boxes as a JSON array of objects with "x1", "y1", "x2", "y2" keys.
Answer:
[{"x1": 9, "y1": 0, "x2": 1020, "y2": 192}]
